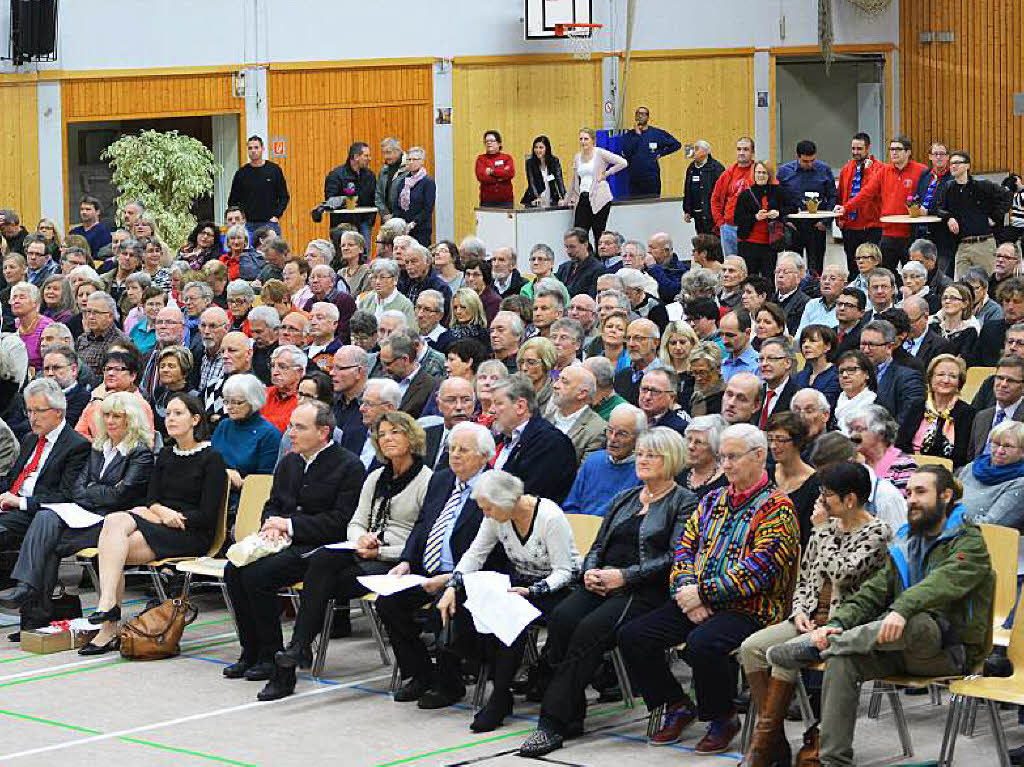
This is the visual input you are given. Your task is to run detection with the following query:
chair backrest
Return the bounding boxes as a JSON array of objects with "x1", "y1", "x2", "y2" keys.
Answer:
[
  {"x1": 911, "y1": 454, "x2": 953, "y2": 472},
  {"x1": 235, "y1": 474, "x2": 274, "y2": 541},
  {"x1": 206, "y1": 476, "x2": 232, "y2": 557},
  {"x1": 963, "y1": 366, "x2": 994, "y2": 404},
  {"x1": 566, "y1": 513, "x2": 603, "y2": 556},
  {"x1": 980, "y1": 523, "x2": 1021, "y2": 630}
]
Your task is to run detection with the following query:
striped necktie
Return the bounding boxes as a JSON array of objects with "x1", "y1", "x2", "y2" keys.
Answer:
[{"x1": 422, "y1": 480, "x2": 466, "y2": 574}]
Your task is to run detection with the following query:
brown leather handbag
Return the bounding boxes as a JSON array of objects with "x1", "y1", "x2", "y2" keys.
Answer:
[{"x1": 119, "y1": 598, "x2": 198, "y2": 660}]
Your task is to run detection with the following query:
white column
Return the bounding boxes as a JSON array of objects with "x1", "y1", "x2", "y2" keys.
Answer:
[
  {"x1": 37, "y1": 80, "x2": 64, "y2": 230},
  {"x1": 753, "y1": 50, "x2": 771, "y2": 162},
  {"x1": 432, "y1": 58, "x2": 455, "y2": 241},
  {"x1": 601, "y1": 54, "x2": 619, "y2": 130},
  {"x1": 244, "y1": 66, "x2": 269, "y2": 146},
  {"x1": 212, "y1": 114, "x2": 240, "y2": 220}
]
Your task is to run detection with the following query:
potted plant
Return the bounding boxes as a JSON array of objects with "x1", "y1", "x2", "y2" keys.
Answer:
[
  {"x1": 343, "y1": 181, "x2": 357, "y2": 210},
  {"x1": 907, "y1": 194, "x2": 923, "y2": 218}
]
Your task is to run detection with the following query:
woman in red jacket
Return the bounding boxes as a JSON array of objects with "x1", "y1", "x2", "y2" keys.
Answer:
[
  {"x1": 475, "y1": 130, "x2": 515, "y2": 208},
  {"x1": 734, "y1": 161, "x2": 788, "y2": 280}
]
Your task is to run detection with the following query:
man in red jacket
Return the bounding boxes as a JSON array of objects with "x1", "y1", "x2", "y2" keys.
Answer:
[
  {"x1": 836, "y1": 132, "x2": 882, "y2": 275},
  {"x1": 835, "y1": 135, "x2": 927, "y2": 274},
  {"x1": 710, "y1": 136, "x2": 756, "y2": 258}
]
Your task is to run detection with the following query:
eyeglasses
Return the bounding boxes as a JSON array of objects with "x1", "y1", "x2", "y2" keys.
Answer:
[
  {"x1": 720, "y1": 447, "x2": 757, "y2": 463},
  {"x1": 333, "y1": 364, "x2": 360, "y2": 373},
  {"x1": 520, "y1": 358, "x2": 543, "y2": 367},
  {"x1": 838, "y1": 366, "x2": 863, "y2": 375},
  {"x1": 224, "y1": 398, "x2": 249, "y2": 406},
  {"x1": 836, "y1": 301, "x2": 861, "y2": 310},
  {"x1": 991, "y1": 441, "x2": 1022, "y2": 451},
  {"x1": 942, "y1": 295, "x2": 965, "y2": 303},
  {"x1": 605, "y1": 427, "x2": 635, "y2": 439},
  {"x1": 859, "y1": 340, "x2": 889, "y2": 348},
  {"x1": 26, "y1": 406, "x2": 56, "y2": 415},
  {"x1": 758, "y1": 355, "x2": 787, "y2": 364},
  {"x1": 766, "y1": 435, "x2": 793, "y2": 444},
  {"x1": 638, "y1": 386, "x2": 672, "y2": 396}
]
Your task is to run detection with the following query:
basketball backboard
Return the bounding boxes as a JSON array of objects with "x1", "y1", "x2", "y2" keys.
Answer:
[{"x1": 524, "y1": 0, "x2": 594, "y2": 39}]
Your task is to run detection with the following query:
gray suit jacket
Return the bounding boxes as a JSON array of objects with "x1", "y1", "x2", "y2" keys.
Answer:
[
  {"x1": 562, "y1": 406, "x2": 607, "y2": 466},
  {"x1": 969, "y1": 403, "x2": 1024, "y2": 461}
]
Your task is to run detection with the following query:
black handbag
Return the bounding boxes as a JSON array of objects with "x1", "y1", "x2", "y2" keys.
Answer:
[{"x1": 20, "y1": 584, "x2": 82, "y2": 630}]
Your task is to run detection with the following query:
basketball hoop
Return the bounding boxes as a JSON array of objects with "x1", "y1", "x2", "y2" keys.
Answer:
[{"x1": 554, "y1": 23, "x2": 603, "y2": 60}]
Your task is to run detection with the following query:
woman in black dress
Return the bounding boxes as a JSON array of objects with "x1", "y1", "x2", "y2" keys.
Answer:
[
  {"x1": 81, "y1": 393, "x2": 228, "y2": 654},
  {"x1": 766, "y1": 411, "x2": 820, "y2": 548}
]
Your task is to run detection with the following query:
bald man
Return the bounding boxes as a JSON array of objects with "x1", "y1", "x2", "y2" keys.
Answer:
[
  {"x1": 613, "y1": 318, "x2": 664, "y2": 405},
  {"x1": 205, "y1": 331, "x2": 254, "y2": 422},
  {"x1": 722, "y1": 372, "x2": 763, "y2": 425},
  {"x1": 549, "y1": 364, "x2": 606, "y2": 464}
]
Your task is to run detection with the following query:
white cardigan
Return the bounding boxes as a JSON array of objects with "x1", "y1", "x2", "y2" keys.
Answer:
[{"x1": 347, "y1": 464, "x2": 432, "y2": 561}]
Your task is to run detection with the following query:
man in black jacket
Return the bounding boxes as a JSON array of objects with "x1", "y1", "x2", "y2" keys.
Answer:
[
  {"x1": 834, "y1": 288, "x2": 867, "y2": 357},
  {"x1": 227, "y1": 136, "x2": 289, "y2": 235},
  {"x1": 376, "y1": 422, "x2": 506, "y2": 708},
  {"x1": 324, "y1": 141, "x2": 377, "y2": 243},
  {"x1": 860, "y1": 320, "x2": 926, "y2": 427},
  {"x1": 491, "y1": 247, "x2": 527, "y2": 298},
  {"x1": 934, "y1": 150, "x2": 1011, "y2": 279},
  {"x1": 223, "y1": 401, "x2": 364, "y2": 701},
  {"x1": 490, "y1": 373, "x2": 577, "y2": 503},
  {"x1": 682, "y1": 140, "x2": 725, "y2": 235},
  {"x1": 974, "y1": 278, "x2": 1024, "y2": 367},
  {"x1": 772, "y1": 252, "x2": 810, "y2": 335},
  {"x1": 555, "y1": 228, "x2": 605, "y2": 298},
  {"x1": 894, "y1": 299, "x2": 949, "y2": 371}
]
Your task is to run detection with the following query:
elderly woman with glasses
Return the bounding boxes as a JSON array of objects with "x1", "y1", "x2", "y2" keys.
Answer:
[
  {"x1": 212, "y1": 373, "x2": 281, "y2": 498},
  {"x1": 960, "y1": 420, "x2": 1024, "y2": 529},
  {"x1": 394, "y1": 147, "x2": 435, "y2": 246},
  {"x1": 437, "y1": 469, "x2": 581, "y2": 733},
  {"x1": 688, "y1": 342, "x2": 725, "y2": 417},
  {"x1": 845, "y1": 404, "x2": 918, "y2": 495},
  {"x1": 518, "y1": 427, "x2": 696, "y2": 758},
  {"x1": 932, "y1": 282, "x2": 980, "y2": 360},
  {"x1": 898, "y1": 260, "x2": 931, "y2": 308},
  {"x1": 516, "y1": 336, "x2": 557, "y2": 414},
  {"x1": 226, "y1": 280, "x2": 255, "y2": 335},
  {"x1": 676, "y1": 414, "x2": 727, "y2": 496},
  {"x1": 895, "y1": 353, "x2": 976, "y2": 469},
  {"x1": 357, "y1": 257, "x2": 416, "y2": 327},
  {"x1": 835, "y1": 350, "x2": 878, "y2": 429}
]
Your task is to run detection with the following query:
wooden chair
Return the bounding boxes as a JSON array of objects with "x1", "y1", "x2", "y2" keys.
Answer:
[
  {"x1": 911, "y1": 454, "x2": 954, "y2": 472},
  {"x1": 981, "y1": 523, "x2": 1020, "y2": 648},
  {"x1": 566, "y1": 513, "x2": 602, "y2": 556},
  {"x1": 962, "y1": 366, "x2": 995, "y2": 405}
]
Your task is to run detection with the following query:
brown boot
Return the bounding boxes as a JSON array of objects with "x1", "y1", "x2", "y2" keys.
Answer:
[{"x1": 744, "y1": 676, "x2": 795, "y2": 767}]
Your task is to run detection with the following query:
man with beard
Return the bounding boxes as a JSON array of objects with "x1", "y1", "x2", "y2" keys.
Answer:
[{"x1": 768, "y1": 465, "x2": 993, "y2": 767}]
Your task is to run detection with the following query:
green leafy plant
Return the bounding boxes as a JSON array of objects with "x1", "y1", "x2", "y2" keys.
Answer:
[{"x1": 102, "y1": 129, "x2": 221, "y2": 248}]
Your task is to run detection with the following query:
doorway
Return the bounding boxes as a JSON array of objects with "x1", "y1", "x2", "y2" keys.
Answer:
[{"x1": 775, "y1": 54, "x2": 886, "y2": 171}]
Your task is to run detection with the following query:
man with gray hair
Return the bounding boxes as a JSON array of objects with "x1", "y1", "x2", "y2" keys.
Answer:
[
  {"x1": 75, "y1": 291, "x2": 129, "y2": 373},
  {"x1": 329, "y1": 345, "x2": 370, "y2": 456},
  {"x1": 376, "y1": 137, "x2": 407, "y2": 221},
  {"x1": 908, "y1": 237, "x2": 952, "y2": 313},
  {"x1": 415, "y1": 289, "x2": 451, "y2": 351},
  {"x1": 584, "y1": 356, "x2": 628, "y2": 419},
  {"x1": 549, "y1": 318, "x2": 584, "y2": 375},
  {"x1": 249, "y1": 305, "x2": 281, "y2": 385},
  {"x1": 901, "y1": 295, "x2": 951, "y2": 370},
  {"x1": 859, "y1": 319, "x2": 925, "y2": 425},
  {"x1": 261, "y1": 344, "x2": 308, "y2": 433},
  {"x1": 489, "y1": 310, "x2": 523, "y2": 372},
  {"x1": 398, "y1": 327, "x2": 445, "y2": 380},
  {"x1": 597, "y1": 230, "x2": 625, "y2": 270},
  {"x1": 772, "y1": 251, "x2": 810, "y2": 335},
  {"x1": 306, "y1": 301, "x2": 342, "y2": 372},
  {"x1": 562, "y1": 402, "x2": 644, "y2": 518},
  {"x1": 354, "y1": 377, "x2": 401, "y2": 468},
  {"x1": 791, "y1": 388, "x2": 832, "y2": 457},
  {"x1": 305, "y1": 263, "x2": 357, "y2": 344},
  {"x1": 548, "y1": 364, "x2": 605, "y2": 464},
  {"x1": 644, "y1": 232, "x2": 685, "y2": 304},
  {"x1": 568, "y1": 293, "x2": 599, "y2": 349},
  {"x1": 683, "y1": 139, "x2": 725, "y2": 235},
  {"x1": 532, "y1": 278, "x2": 567, "y2": 338},
  {"x1": 491, "y1": 246, "x2": 526, "y2": 298},
  {"x1": 379, "y1": 334, "x2": 437, "y2": 419},
  {"x1": 400, "y1": 242, "x2": 452, "y2": 315},
  {"x1": 795, "y1": 262, "x2": 849, "y2": 339},
  {"x1": 459, "y1": 236, "x2": 487, "y2": 263}
]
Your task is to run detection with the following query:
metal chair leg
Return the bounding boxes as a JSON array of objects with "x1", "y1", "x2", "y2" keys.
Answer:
[
  {"x1": 886, "y1": 687, "x2": 914, "y2": 758},
  {"x1": 796, "y1": 673, "x2": 814, "y2": 725},
  {"x1": 218, "y1": 582, "x2": 238, "y2": 633},
  {"x1": 867, "y1": 680, "x2": 885, "y2": 719},
  {"x1": 311, "y1": 599, "x2": 335, "y2": 679},
  {"x1": 360, "y1": 599, "x2": 392, "y2": 666},
  {"x1": 179, "y1": 572, "x2": 194, "y2": 601},
  {"x1": 987, "y1": 698, "x2": 1012, "y2": 767},
  {"x1": 930, "y1": 683, "x2": 943, "y2": 706},
  {"x1": 609, "y1": 648, "x2": 634, "y2": 709},
  {"x1": 964, "y1": 696, "x2": 979, "y2": 736},
  {"x1": 85, "y1": 561, "x2": 100, "y2": 593},
  {"x1": 938, "y1": 693, "x2": 965, "y2": 767},
  {"x1": 740, "y1": 697, "x2": 758, "y2": 753},
  {"x1": 148, "y1": 565, "x2": 168, "y2": 602}
]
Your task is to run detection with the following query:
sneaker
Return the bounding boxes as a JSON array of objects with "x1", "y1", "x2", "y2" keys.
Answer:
[
  {"x1": 650, "y1": 700, "x2": 698, "y2": 746},
  {"x1": 693, "y1": 715, "x2": 740, "y2": 755},
  {"x1": 766, "y1": 637, "x2": 822, "y2": 670},
  {"x1": 518, "y1": 728, "x2": 563, "y2": 758}
]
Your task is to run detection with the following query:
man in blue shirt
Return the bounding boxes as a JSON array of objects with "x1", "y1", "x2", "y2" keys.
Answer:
[
  {"x1": 619, "y1": 107, "x2": 681, "y2": 198},
  {"x1": 778, "y1": 140, "x2": 837, "y2": 274},
  {"x1": 69, "y1": 195, "x2": 112, "y2": 256},
  {"x1": 720, "y1": 310, "x2": 759, "y2": 382},
  {"x1": 562, "y1": 404, "x2": 644, "y2": 517}
]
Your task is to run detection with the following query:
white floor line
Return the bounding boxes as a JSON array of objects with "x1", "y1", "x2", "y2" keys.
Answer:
[
  {"x1": 0, "y1": 630, "x2": 238, "y2": 684},
  {"x1": 0, "y1": 672, "x2": 391, "y2": 761}
]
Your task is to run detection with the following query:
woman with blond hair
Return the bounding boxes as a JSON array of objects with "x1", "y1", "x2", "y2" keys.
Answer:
[
  {"x1": 36, "y1": 217, "x2": 64, "y2": 258},
  {"x1": 448, "y1": 287, "x2": 490, "y2": 349},
  {"x1": 659, "y1": 320, "x2": 699, "y2": 410},
  {"x1": 567, "y1": 128, "x2": 627, "y2": 247},
  {"x1": 517, "y1": 336, "x2": 557, "y2": 414}
]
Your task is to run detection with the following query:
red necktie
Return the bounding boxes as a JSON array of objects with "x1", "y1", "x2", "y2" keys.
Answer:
[
  {"x1": 11, "y1": 436, "x2": 47, "y2": 495},
  {"x1": 759, "y1": 390, "x2": 776, "y2": 429}
]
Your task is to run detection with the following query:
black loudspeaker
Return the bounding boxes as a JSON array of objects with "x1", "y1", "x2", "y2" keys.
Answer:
[{"x1": 11, "y1": 0, "x2": 57, "y2": 64}]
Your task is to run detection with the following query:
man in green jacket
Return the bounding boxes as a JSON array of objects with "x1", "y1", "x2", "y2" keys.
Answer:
[{"x1": 769, "y1": 465, "x2": 994, "y2": 767}]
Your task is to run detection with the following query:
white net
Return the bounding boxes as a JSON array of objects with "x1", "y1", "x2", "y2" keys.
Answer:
[{"x1": 562, "y1": 26, "x2": 596, "y2": 60}]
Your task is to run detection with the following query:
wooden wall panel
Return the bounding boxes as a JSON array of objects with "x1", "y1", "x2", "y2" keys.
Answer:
[
  {"x1": 626, "y1": 55, "x2": 754, "y2": 189},
  {"x1": 268, "y1": 65, "x2": 433, "y2": 250},
  {"x1": 0, "y1": 84, "x2": 40, "y2": 229},
  {"x1": 900, "y1": 0, "x2": 1024, "y2": 174},
  {"x1": 63, "y1": 73, "x2": 241, "y2": 121},
  {"x1": 452, "y1": 60, "x2": 602, "y2": 240}
]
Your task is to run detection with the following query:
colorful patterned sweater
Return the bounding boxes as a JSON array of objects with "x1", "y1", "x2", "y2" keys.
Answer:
[{"x1": 670, "y1": 474, "x2": 800, "y2": 627}]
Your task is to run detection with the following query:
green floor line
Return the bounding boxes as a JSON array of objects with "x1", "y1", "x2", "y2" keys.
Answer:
[
  {"x1": 0, "y1": 708, "x2": 101, "y2": 735},
  {"x1": 191, "y1": 617, "x2": 233, "y2": 629},
  {"x1": 0, "y1": 659, "x2": 125, "y2": 688}
]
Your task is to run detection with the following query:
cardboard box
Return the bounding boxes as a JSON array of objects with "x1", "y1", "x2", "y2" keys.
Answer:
[{"x1": 20, "y1": 629, "x2": 92, "y2": 654}]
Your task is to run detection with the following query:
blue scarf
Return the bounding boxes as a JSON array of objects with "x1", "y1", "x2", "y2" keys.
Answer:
[{"x1": 972, "y1": 454, "x2": 1024, "y2": 486}]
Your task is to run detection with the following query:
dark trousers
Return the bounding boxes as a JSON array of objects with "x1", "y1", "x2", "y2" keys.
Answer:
[
  {"x1": 538, "y1": 586, "x2": 660, "y2": 733},
  {"x1": 791, "y1": 221, "x2": 828, "y2": 274},
  {"x1": 880, "y1": 235, "x2": 911, "y2": 273},
  {"x1": 841, "y1": 227, "x2": 882, "y2": 276},
  {"x1": 376, "y1": 583, "x2": 476, "y2": 691},
  {"x1": 290, "y1": 548, "x2": 390, "y2": 648},
  {"x1": 0, "y1": 508, "x2": 37, "y2": 540},
  {"x1": 224, "y1": 547, "x2": 310, "y2": 664},
  {"x1": 692, "y1": 212, "x2": 717, "y2": 235},
  {"x1": 574, "y1": 193, "x2": 612, "y2": 249},
  {"x1": 738, "y1": 240, "x2": 775, "y2": 280},
  {"x1": 11, "y1": 508, "x2": 65, "y2": 592},
  {"x1": 629, "y1": 176, "x2": 661, "y2": 198},
  {"x1": 617, "y1": 601, "x2": 760, "y2": 721}
]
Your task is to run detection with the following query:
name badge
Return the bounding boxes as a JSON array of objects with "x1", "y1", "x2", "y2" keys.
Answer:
[
  {"x1": 543, "y1": 173, "x2": 553, "y2": 182},
  {"x1": 692, "y1": 175, "x2": 701, "y2": 182},
  {"x1": 495, "y1": 160, "x2": 504, "y2": 166},
  {"x1": 649, "y1": 142, "x2": 658, "y2": 151}
]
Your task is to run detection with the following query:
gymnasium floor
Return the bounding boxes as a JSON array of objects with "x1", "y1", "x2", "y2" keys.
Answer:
[{"x1": 0, "y1": 578, "x2": 1017, "y2": 767}]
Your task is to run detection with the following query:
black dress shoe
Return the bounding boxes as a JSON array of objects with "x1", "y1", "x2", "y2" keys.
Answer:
[
  {"x1": 78, "y1": 636, "x2": 120, "y2": 656},
  {"x1": 223, "y1": 659, "x2": 254, "y2": 679},
  {"x1": 275, "y1": 643, "x2": 313, "y2": 670},
  {"x1": 243, "y1": 661, "x2": 276, "y2": 681},
  {"x1": 257, "y1": 668, "x2": 296, "y2": 701},
  {"x1": 8, "y1": 631, "x2": 20, "y2": 642},
  {"x1": 0, "y1": 583, "x2": 37, "y2": 610},
  {"x1": 417, "y1": 685, "x2": 465, "y2": 710},
  {"x1": 87, "y1": 605, "x2": 121, "y2": 625},
  {"x1": 393, "y1": 676, "x2": 430, "y2": 702},
  {"x1": 470, "y1": 691, "x2": 513, "y2": 732}
]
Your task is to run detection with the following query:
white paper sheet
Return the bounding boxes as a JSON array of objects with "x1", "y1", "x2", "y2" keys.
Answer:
[
  {"x1": 41, "y1": 503, "x2": 103, "y2": 529},
  {"x1": 462, "y1": 571, "x2": 541, "y2": 647},
  {"x1": 324, "y1": 541, "x2": 359, "y2": 550},
  {"x1": 356, "y1": 573, "x2": 428, "y2": 596}
]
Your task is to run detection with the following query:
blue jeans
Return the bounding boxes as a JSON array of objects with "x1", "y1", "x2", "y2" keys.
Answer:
[{"x1": 719, "y1": 223, "x2": 738, "y2": 257}]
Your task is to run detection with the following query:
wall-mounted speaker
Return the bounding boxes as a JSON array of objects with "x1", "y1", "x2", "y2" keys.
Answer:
[{"x1": 11, "y1": 0, "x2": 58, "y2": 65}]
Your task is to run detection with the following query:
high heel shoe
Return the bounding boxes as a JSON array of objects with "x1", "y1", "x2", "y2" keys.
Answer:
[
  {"x1": 78, "y1": 636, "x2": 120, "y2": 656},
  {"x1": 88, "y1": 605, "x2": 121, "y2": 625}
]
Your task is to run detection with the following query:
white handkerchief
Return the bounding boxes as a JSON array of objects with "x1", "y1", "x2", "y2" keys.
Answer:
[{"x1": 41, "y1": 503, "x2": 103, "y2": 529}]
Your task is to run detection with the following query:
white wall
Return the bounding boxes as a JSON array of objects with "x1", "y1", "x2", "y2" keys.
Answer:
[{"x1": 0, "y1": 0, "x2": 897, "y2": 74}]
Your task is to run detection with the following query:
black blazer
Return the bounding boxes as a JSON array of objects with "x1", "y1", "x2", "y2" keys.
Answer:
[
  {"x1": 395, "y1": 175, "x2": 436, "y2": 247},
  {"x1": 910, "y1": 327, "x2": 953, "y2": 370},
  {"x1": 64, "y1": 384, "x2": 91, "y2": 430},
  {"x1": 973, "y1": 320, "x2": 1008, "y2": 367},
  {"x1": 2, "y1": 424, "x2": 90, "y2": 512},
  {"x1": 400, "y1": 367, "x2": 438, "y2": 420},
  {"x1": 834, "y1": 319, "x2": 866, "y2": 357},
  {"x1": 521, "y1": 155, "x2": 566, "y2": 206},
  {"x1": 755, "y1": 377, "x2": 801, "y2": 427},
  {"x1": 613, "y1": 366, "x2": 643, "y2": 405},
  {"x1": 495, "y1": 270, "x2": 528, "y2": 299},
  {"x1": 72, "y1": 444, "x2": 155, "y2": 515},
  {"x1": 896, "y1": 398, "x2": 977, "y2": 469},
  {"x1": 423, "y1": 423, "x2": 448, "y2": 470},
  {"x1": 497, "y1": 414, "x2": 578, "y2": 504},
  {"x1": 734, "y1": 184, "x2": 789, "y2": 240},
  {"x1": 401, "y1": 468, "x2": 507, "y2": 575},
  {"x1": 261, "y1": 443, "x2": 365, "y2": 546},
  {"x1": 776, "y1": 289, "x2": 810, "y2": 336},
  {"x1": 875, "y1": 362, "x2": 926, "y2": 427}
]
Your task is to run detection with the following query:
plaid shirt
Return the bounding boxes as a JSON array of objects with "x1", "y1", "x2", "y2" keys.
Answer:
[
  {"x1": 75, "y1": 325, "x2": 129, "y2": 374},
  {"x1": 199, "y1": 350, "x2": 225, "y2": 392}
]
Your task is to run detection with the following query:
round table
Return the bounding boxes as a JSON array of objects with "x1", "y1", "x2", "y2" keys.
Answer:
[
  {"x1": 879, "y1": 214, "x2": 942, "y2": 224},
  {"x1": 787, "y1": 210, "x2": 838, "y2": 220},
  {"x1": 329, "y1": 206, "x2": 377, "y2": 216}
]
